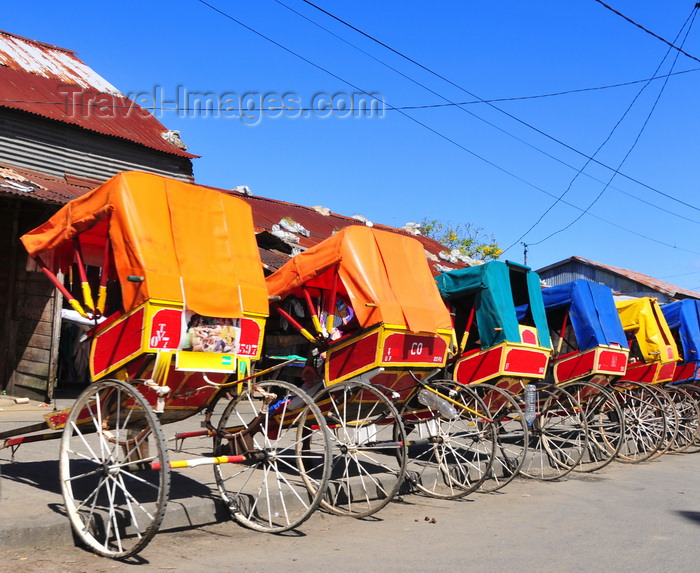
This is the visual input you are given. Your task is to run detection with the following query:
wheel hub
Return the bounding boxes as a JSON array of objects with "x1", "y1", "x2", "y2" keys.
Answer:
[{"x1": 339, "y1": 443, "x2": 358, "y2": 455}]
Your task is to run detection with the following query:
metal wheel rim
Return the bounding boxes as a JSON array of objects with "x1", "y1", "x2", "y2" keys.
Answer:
[
  {"x1": 212, "y1": 380, "x2": 331, "y2": 533},
  {"x1": 563, "y1": 381, "x2": 624, "y2": 473},
  {"x1": 401, "y1": 380, "x2": 496, "y2": 499},
  {"x1": 520, "y1": 386, "x2": 588, "y2": 480},
  {"x1": 59, "y1": 379, "x2": 170, "y2": 559},
  {"x1": 614, "y1": 384, "x2": 666, "y2": 463},
  {"x1": 314, "y1": 380, "x2": 407, "y2": 518},
  {"x1": 472, "y1": 383, "x2": 528, "y2": 493}
]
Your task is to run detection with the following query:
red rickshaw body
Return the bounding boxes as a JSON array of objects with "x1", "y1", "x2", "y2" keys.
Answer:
[
  {"x1": 20, "y1": 171, "x2": 269, "y2": 423},
  {"x1": 435, "y1": 261, "x2": 552, "y2": 395},
  {"x1": 452, "y1": 328, "x2": 549, "y2": 386},
  {"x1": 550, "y1": 346, "x2": 628, "y2": 384},
  {"x1": 266, "y1": 225, "x2": 454, "y2": 395}
]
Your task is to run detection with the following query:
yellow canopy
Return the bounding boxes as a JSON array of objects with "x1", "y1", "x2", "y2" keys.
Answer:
[
  {"x1": 615, "y1": 297, "x2": 679, "y2": 364},
  {"x1": 266, "y1": 226, "x2": 452, "y2": 334},
  {"x1": 21, "y1": 171, "x2": 269, "y2": 319}
]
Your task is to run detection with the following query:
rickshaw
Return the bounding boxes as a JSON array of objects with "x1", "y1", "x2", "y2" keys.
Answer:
[
  {"x1": 541, "y1": 280, "x2": 628, "y2": 471},
  {"x1": 615, "y1": 297, "x2": 683, "y2": 458},
  {"x1": 265, "y1": 225, "x2": 497, "y2": 516},
  {"x1": 2, "y1": 172, "x2": 333, "y2": 558},
  {"x1": 660, "y1": 299, "x2": 700, "y2": 451},
  {"x1": 662, "y1": 299, "x2": 700, "y2": 385},
  {"x1": 436, "y1": 261, "x2": 588, "y2": 484}
]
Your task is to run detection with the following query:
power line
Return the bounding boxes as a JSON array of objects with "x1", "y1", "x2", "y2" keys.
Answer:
[
  {"x1": 298, "y1": 0, "x2": 700, "y2": 215},
  {"x1": 395, "y1": 68, "x2": 700, "y2": 107},
  {"x1": 273, "y1": 0, "x2": 700, "y2": 226},
  {"x1": 507, "y1": 5, "x2": 699, "y2": 251},
  {"x1": 5, "y1": 65, "x2": 700, "y2": 112},
  {"x1": 659, "y1": 271, "x2": 700, "y2": 279},
  {"x1": 192, "y1": 0, "x2": 550, "y2": 194},
  {"x1": 593, "y1": 0, "x2": 700, "y2": 64},
  {"x1": 195, "y1": 1, "x2": 700, "y2": 256}
]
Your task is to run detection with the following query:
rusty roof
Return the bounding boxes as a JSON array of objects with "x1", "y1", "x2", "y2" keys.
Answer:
[
  {"x1": 0, "y1": 164, "x2": 95, "y2": 203},
  {"x1": 0, "y1": 165, "x2": 463, "y2": 275},
  {"x1": 230, "y1": 192, "x2": 463, "y2": 274},
  {"x1": 0, "y1": 30, "x2": 196, "y2": 159},
  {"x1": 538, "y1": 255, "x2": 700, "y2": 301}
]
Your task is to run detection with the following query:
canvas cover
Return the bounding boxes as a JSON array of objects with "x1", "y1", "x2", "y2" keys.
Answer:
[
  {"x1": 435, "y1": 261, "x2": 551, "y2": 348},
  {"x1": 266, "y1": 226, "x2": 452, "y2": 334},
  {"x1": 615, "y1": 297, "x2": 679, "y2": 363},
  {"x1": 662, "y1": 299, "x2": 700, "y2": 363},
  {"x1": 21, "y1": 171, "x2": 269, "y2": 319},
  {"x1": 542, "y1": 280, "x2": 627, "y2": 352}
]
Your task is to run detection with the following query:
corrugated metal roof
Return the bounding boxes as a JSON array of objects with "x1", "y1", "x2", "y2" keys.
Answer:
[
  {"x1": 0, "y1": 165, "x2": 463, "y2": 275},
  {"x1": 232, "y1": 192, "x2": 462, "y2": 274},
  {"x1": 258, "y1": 247, "x2": 292, "y2": 273},
  {"x1": 0, "y1": 164, "x2": 93, "y2": 203},
  {"x1": 537, "y1": 255, "x2": 700, "y2": 301},
  {"x1": 0, "y1": 30, "x2": 196, "y2": 159}
]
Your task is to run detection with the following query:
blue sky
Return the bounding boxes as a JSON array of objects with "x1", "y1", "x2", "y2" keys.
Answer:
[{"x1": 5, "y1": 1, "x2": 700, "y2": 291}]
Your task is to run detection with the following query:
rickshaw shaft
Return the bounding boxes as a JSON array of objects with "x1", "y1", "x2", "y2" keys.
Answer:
[{"x1": 128, "y1": 451, "x2": 268, "y2": 472}]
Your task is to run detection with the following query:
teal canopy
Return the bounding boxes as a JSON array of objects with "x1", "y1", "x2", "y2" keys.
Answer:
[{"x1": 436, "y1": 261, "x2": 551, "y2": 349}]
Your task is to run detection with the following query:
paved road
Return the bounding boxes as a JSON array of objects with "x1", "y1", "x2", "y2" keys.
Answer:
[{"x1": 2, "y1": 394, "x2": 699, "y2": 573}]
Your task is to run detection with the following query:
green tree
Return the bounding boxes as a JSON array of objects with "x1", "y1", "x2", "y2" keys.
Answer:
[{"x1": 420, "y1": 218, "x2": 502, "y2": 261}]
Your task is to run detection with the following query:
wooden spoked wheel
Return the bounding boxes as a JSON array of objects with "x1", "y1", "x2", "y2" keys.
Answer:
[
  {"x1": 60, "y1": 379, "x2": 170, "y2": 559},
  {"x1": 213, "y1": 380, "x2": 331, "y2": 533},
  {"x1": 313, "y1": 380, "x2": 407, "y2": 518},
  {"x1": 400, "y1": 380, "x2": 496, "y2": 499}
]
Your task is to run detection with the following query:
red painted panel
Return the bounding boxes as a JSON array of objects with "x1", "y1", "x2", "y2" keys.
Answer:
[
  {"x1": 672, "y1": 362, "x2": 700, "y2": 383},
  {"x1": 554, "y1": 350, "x2": 596, "y2": 383},
  {"x1": 504, "y1": 348, "x2": 548, "y2": 376},
  {"x1": 382, "y1": 333, "x2": 446, "y2": 365},
  {"x1": 477, "y1": 385, "x2": 516, "y2": 414},
  {"x1": 140, "y1": 368, "x2": 222, "y2": 411},
  {"x1": 494, "y1": 377, "x2": 527, "y2": 395},
  {"x1": 454, "y1": 347, "x2": 503, "y2": 384},
  {"x1": 327, "y1": 332, "x2": 379, "y2": 381},
  {"x1": 149, "y1": 308, "x2": 182, "y2": 349},
  {"x1": 364, "y1": 371, "x2": 418, "y2": 400},
  {"x1": 657, "y1": 362, "x2": 677, "y2": 383},
  {"x1": 238, "y1": 318, "x2": 262, "y2": 357},
  {"x1": 621, "y1": 362, "x2": 657, "y2": 383},
  {"x1": 92, "y1": 308, "x2": 145, "y2": 376},
  {"x1": 597, "y1": 350, "x2": 627, "y2": 374},
  {"x1": 521, "y1": 327, "x2": 537, "y2": 345}
]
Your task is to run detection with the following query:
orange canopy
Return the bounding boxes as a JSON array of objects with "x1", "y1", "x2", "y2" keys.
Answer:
[
  {"x1": 21, "y1": 171, "x2": 268, "y2": 319},
  {"x1": 266, "y1": 226, "x2": 452, "y2": 334}
]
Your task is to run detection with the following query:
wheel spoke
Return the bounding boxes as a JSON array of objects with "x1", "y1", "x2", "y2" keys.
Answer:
[
  {"x1": 60, "y1": 379, "x2": 170, "y2": 559},
  {"x1": 213, "y1": 380, "x2": 331, "y2": 532}
]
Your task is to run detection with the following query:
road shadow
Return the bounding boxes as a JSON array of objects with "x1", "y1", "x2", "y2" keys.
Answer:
[
  {"x1": 677, "y1": 510, "x2": 700, "y2": 525},
  {"x1": 0, "y1": 459, "x2": 217, "y2": 501}
]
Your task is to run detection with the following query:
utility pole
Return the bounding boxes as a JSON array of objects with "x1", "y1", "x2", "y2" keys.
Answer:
[{"x1": 522, "y1": 242, "x2": 528, "y2": 266}]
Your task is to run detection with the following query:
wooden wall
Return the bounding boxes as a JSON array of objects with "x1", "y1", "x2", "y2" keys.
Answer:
[{"x1": 0, "y1": 196, "x2": 60, "y2": 401}]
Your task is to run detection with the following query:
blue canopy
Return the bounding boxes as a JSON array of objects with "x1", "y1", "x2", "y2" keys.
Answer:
[
  {"x1": 436, "y1": 261, "x2": 551, "y2": 349},
  {"x1": 662, "y1": 299, "x2": 700, "y2": 363},
  {"x1": 541, "y1": 280, "x2": 627, "y2": 352}
]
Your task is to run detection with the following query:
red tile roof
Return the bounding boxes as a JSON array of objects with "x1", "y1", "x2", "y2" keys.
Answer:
[{"x1": 0, "y1": 30, "x2": 196, "y2": 159}]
